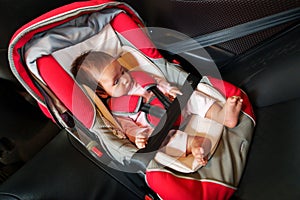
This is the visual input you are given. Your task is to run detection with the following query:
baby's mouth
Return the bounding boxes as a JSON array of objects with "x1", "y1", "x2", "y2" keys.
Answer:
[{"x1": 128, "y1": 81, "x2": 133, "y2": 90}]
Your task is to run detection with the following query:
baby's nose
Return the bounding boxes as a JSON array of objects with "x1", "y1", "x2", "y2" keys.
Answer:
[{"x1": 121, "y1": 76, "x2": 128, "y2": 84}]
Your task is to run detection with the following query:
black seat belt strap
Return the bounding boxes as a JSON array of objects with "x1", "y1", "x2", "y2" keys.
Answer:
[{"x1": 159, "y1": 7, "x2": 300, "y2": 53}]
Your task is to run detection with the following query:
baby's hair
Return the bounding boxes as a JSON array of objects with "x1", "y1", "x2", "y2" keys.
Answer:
[
  {"x1": 70, "y1": 51, "x2": 90, "y2": 78},
  {"x1": 71, "y1": 51, "x2": 116, "y2": 84},
  {"x1": 70, "y1": 51, "x2": 116, "y2": 97}
]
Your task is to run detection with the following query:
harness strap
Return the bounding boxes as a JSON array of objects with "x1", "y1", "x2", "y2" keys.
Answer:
[
  {"x1": 108, "y1": 71, "x2": 175, "y2": 127},
  {"x1": 108, "y1": 94, "x2": 168, "y2": 127},
  {"x1": 131, "y1": 73, "x2": 201, "y2": 168}
]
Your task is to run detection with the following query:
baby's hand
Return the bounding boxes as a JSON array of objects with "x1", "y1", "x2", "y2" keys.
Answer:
[
  {"x1": 168, "y1": 87, "x2": 182, "y2": 99},
  {"x1": 154, "y1": 76, "x2": 182, "y2": 98},
  {"x1": 135, "y1": 132, "x2": 149, "y2": 149}
]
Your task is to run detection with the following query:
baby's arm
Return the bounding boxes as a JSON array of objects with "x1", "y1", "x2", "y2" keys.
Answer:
[{"x1": 116, "y1": 116, "x2": 152, "y2": 149}]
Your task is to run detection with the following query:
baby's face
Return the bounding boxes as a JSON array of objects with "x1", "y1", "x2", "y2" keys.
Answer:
[{"x1": 97, "y1": 60, "x2": 133, "y2": 97}]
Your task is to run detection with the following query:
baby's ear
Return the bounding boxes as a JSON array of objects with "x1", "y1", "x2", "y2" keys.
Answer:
[{"x1": 96, "y1": 89, "x2": 109, "y2": 99}]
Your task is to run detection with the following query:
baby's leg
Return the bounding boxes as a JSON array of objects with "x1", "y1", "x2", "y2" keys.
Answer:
[
  {"x1": 187, "y1": 136, "x2": 212, "y2": 166},
  {"x1": 205, "y1": 96, "x2": 243, "y2": 128}
]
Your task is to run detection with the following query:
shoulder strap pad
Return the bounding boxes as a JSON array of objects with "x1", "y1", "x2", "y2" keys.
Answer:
[
  {"x1": 130, "y1": 71, "x2": 156, "y2": 90},
  {"x1": 108, "y1": 95, "x2": 143, "y2": 116}
]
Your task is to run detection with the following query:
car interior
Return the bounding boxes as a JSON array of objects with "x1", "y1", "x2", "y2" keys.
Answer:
[{"x1": 0, "y1": 0, "x2": 299, "y2": 199}]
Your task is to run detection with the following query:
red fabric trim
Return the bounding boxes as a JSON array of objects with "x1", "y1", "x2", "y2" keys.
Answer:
[
  {"x1": 207, "y1": 76, "x2": 256, "y2": 121},
  {"x1": 9, "y1": 0, "x2": 132, "y2": 122},
  {"x1": 12, "y1": 50, "x2": 44, "y2": 101},
  {"x1": 146, "y1": 171, "x2": 235, "y2": 200},
  {"x1": 37, "y1": 55, "x2": 94, "y2": 128},
  {"x1": 10, "y1": 0, "x2": 114, "y2": 43},
  {"x1": 91, "y1": 146, "x2": 103, "y2": 157},
  {"x1": 111, "y1": 13, "x2": 163, "y2": 59},
  {"x1": 130, "y1": 71, "x2": 156, "y2": 88},
  {"x1": 109, "y1": 95, "x2": 142, "y2": 114},
  {"x1": 10, "y1": 1, "x2": 114, "y2": 108},
  {"x1": 38, "y1": 102, "x2": 55, "y2": 123},
  {"x1": 9, "y1": 0, "x2": 154, "y2": 109}
]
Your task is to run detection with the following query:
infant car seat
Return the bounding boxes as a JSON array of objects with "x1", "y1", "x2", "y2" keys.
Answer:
[{"x1": 8, "y1": 0, "x2": 255, "y2": 199}]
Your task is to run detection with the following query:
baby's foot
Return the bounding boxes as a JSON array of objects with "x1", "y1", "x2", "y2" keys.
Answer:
[
  {"x1": 187, "y1": 136, "x2": 212, "y2": 166},
  {"x1": 222, "y1": 96, "x2": 243, "y2": 128}
]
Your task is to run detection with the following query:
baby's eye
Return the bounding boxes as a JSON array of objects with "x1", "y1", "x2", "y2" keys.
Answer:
[{"x1": 113, "y1": 79, "x2": 119, "y2": 85}]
